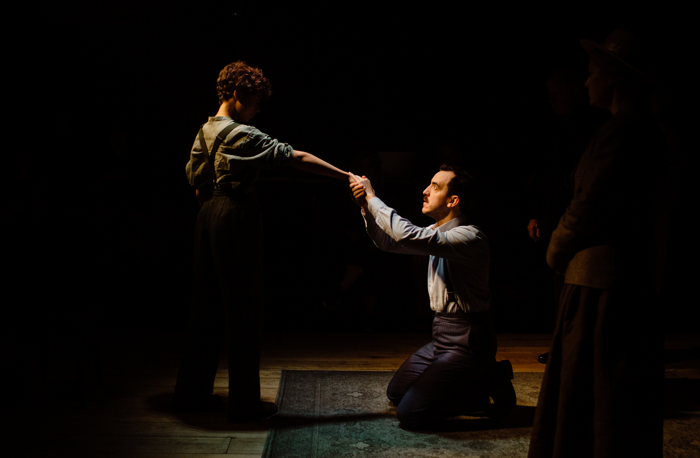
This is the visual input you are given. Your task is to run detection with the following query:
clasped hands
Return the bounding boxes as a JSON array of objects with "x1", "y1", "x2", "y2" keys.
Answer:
[{"x1": 349, "y1": 173, "x2": 376, "y2": 208}]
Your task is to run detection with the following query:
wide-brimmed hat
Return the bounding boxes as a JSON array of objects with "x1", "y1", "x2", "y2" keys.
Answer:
[{"x1": 581, "y1": 29, "x2": 656, "y2": 86}]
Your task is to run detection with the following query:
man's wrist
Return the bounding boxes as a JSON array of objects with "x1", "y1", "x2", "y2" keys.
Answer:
[{"x1": 362, "y1": 194, "x2": 377, "y2": 213}]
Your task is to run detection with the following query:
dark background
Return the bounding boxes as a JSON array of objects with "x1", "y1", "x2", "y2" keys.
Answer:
[{"x1": 10, "y1": 3, "x2": 697, "y2": 355}]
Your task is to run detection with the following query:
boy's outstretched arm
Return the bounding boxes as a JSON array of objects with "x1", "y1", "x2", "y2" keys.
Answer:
[{"x1": 290, "y1": 150, "x2": 354, "y2": 182}]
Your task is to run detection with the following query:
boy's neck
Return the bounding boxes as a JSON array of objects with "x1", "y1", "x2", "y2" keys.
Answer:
[{"x1": 216, "y1": 101, "x2": 236, "y2": 120}]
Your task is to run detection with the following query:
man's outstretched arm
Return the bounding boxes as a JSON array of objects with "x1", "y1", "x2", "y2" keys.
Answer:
[
  {"x1": 351, "y1": 174, "x2": 482, "y2": 261},
  {"x1": 350, "y1": 175, "x2": 406, "y2": 254},
  {"x1": 350, "y1": 173, "x2": 377, "y2": 205}
]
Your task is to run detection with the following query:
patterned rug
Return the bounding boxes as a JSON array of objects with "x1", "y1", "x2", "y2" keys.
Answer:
[
  {"x1": 262, "y1": 370, "x2": 541, "y2": 458},
  {"x1": 262, "y1": 370, "x2": 700, "y2": 458}
]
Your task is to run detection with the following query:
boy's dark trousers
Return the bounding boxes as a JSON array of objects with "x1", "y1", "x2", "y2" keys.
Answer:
[{"x1": 175, "y1": 189, "x2": 265, "y2": 411}]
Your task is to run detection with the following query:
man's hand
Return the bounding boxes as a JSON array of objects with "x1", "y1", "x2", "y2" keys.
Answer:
[
  {"x1": 350, "y1": 181, "x2": 368, "y2": 208},
  {"x1": 349, "y1": 173, "x2": 376, "y2": 208},
  {"x1": 528, "y1": 219, "x2": 541, "y2": 242},
  {"x1": 351, "y1": 185, "x2": 366, "y2": 207},
  {"x1": 350, "y1": 174, "x2": 376, "y2": 199}
]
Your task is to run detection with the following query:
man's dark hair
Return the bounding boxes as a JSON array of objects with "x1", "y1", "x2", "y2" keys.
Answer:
[
  {"x1": 216, "y1": 61, "x2": 272, "y2": 104},
  {"x1": 440, "y1": 164, "x2": 477, "y2": 210}
]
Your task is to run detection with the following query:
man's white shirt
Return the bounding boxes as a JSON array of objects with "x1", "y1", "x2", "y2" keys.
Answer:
[{"x1": 362, "y1": 197, "x2": 490, "y2": 313}]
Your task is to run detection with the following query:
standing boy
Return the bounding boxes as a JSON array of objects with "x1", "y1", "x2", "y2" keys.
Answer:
[{"x1": 175, "y1": 61, "x2": 353, "y2": 422}]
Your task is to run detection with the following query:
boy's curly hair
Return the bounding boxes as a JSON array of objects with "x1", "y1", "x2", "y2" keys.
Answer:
[{"x1": 216, "y1": 61, "x2": 272, "y2": 104}]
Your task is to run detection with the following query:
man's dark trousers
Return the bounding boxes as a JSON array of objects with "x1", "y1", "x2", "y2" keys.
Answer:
[{"x1": 387, "y1": 311, "x2": 497, "y2": 428}]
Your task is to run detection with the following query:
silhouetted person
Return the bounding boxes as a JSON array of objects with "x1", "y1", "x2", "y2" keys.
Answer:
[
  {"x1": 527, "y1": 64, "x2": 610, "y2": 244},
  {"x1": 528, "y1": 30, "x2": 667, "y2": 458},
  {"x1": 351, "y1": 166, "x2": 516, "y2": 430},
  {"x1": 525, "y1": 64, "x2": 610, "y2": 361},
  {"x1": 175, "y1": 61, "x2": 353, "y2": 422}
]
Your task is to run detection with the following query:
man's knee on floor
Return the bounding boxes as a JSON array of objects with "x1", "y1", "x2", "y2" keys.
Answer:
[
  {"x1": 386, "y1": 384, "x2": 403, "y2": 406},
  {"x1": 395, "y1": 402, "x2": 431, "y2": 428},
  {"x1": 387, "y1": 394, "x2": 400, "y2": 407}
]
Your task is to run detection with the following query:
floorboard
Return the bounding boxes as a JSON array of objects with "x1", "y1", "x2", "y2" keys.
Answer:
[{"x1": 13, "y1": 329, "x2": 698, "y2": 457}]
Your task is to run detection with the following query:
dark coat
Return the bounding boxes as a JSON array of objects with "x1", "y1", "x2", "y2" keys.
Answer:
[{"x1": 546, "y1": 102, "x2": 666, "y2": 290}]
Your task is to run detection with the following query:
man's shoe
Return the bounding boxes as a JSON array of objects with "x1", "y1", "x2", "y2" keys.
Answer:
[
  {"x1": 460, "y1": 393, "x2": 491, "y2": 416},
  {"x1": 227, "y1": 401, "x2": 278, "y2": 423},
  {"x1": 444, "y1": 392, "x2": 491, "y2": 419},
  {"x1": 487, "y1": 360, "x2": 516, "y2": 422},
  {"x1": 537, "y1": 352, "x2": 549, "y2": 364},
  {"x1": 172, "y1": 394, "x2": 225, "y2": 413}
]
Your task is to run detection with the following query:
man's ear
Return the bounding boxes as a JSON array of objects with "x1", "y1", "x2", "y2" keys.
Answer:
[{"x1": 447, "y1": 195, "x2": 460, "y2": 208}]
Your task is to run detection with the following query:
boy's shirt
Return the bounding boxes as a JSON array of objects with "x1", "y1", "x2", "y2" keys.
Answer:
[{"x1": 186, "y1": 116, "x2": 294, "y2": 192}]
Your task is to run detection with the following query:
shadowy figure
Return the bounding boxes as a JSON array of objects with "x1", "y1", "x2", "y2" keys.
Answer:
[
  {"x1": 526, "y1": 64, "x2": 610, "y2": 243},
  {"x1": 528, "y1": 30, "x2": 669, "y2": 458},
  {"x1": 350, "y1": 166, "x2": 516, "y2": 431},
  {"x1": 175, "y1": 61, "x2": 353, "y2": 423},
  {"x1": 317, "y1": 150, "x2": 397, "y2": 331},
  {"x1": 525, "y1": 63, "x2": 610, "y2": 360}
]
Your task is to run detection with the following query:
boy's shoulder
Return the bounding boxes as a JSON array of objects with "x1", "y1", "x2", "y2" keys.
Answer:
[
  {"x1": 205, "y1": 116, "x2": 255, "y2": 134},
  {"x1": 202, "y1": 117, "x2": 264, "y2": 144}
]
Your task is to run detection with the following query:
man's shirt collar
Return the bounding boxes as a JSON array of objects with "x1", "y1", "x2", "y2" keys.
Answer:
[{"x1": 431, "y1": 214, "x2": 470, "y2": 232}]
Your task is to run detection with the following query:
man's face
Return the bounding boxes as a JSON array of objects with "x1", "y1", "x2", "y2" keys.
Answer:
[
  {"x1": 585, "y1": 57, "x2": 613, "y2": 110},
  {"x1": 234, "y1": 91, "x2": 261, "y2": 123},
  {"x1": 422, "y1": 170, "x2": 456, "y2": 220}
]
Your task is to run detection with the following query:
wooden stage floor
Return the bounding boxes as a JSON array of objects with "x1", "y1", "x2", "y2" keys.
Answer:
[{"x1": 14, "y1": 329, "x2": 700, "y2": 457}]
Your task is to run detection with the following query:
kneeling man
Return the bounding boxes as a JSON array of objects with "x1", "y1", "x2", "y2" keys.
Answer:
[{"x1": 351, "y1": 166, "x2": 515, "y2": 429}]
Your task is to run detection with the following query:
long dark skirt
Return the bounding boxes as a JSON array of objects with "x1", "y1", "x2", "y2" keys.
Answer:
[{"x1": 528, "y1": 283, "x2": 663, "y2": 458}]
